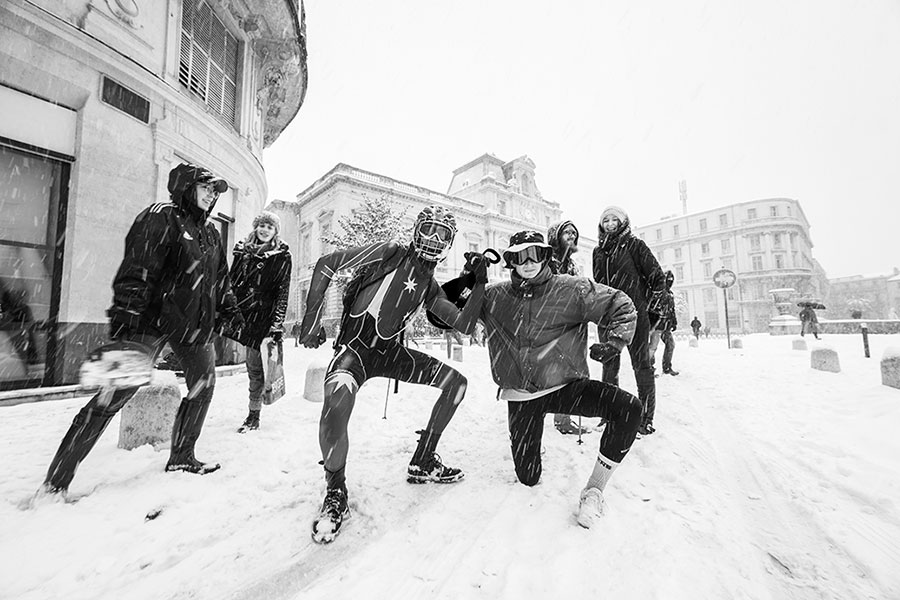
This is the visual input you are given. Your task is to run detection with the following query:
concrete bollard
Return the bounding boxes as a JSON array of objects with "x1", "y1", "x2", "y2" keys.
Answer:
[
  {"x1": 792, "y1": 338, "x2": 808, "y2": 351},
  {"x1": 689, "y1": 338, "x2": 699, "y2": 348},
  {"x1": 304, "y1": 361, "x2": 328, "y2": 403},
  {"x1": 731, "y1": 338, "x2": 743, "y2": 349},
  {"x1": 118, "y1": 371, "x2": 181, "y2": 450},
  {"x1": 421, "y1": 340, "x2": 432, "y2": 351},
  {"x1": 811, "y1": 347, "x2": 841, "y2": 373},
  {"x1": 881, "y1": 347, "x2": 900, "y2": 390},
  {"x1": 451, "y1": 345, "x2": 463, "y2": 362}
]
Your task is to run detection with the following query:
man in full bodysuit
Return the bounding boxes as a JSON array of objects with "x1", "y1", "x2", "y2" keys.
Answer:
[{"x1": 299, "y1": 206, "x2": 486, "y2": 543}]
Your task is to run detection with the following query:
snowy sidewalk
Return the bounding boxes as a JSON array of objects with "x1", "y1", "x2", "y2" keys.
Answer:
[{"x1": 2, "y1": 334, "x2": 899, "y2": 600}]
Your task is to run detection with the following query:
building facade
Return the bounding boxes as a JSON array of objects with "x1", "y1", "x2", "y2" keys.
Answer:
[
  {"x1": 827, "y1": 269, "x2": 900, "y2": 320},
  {"x1": 278, "y1": 154, "x2": 586, "y2": 331},
  {"x1": 0, "y1": 0, "x2": 307, "y2": 389},
  {"x1": 634, "y1": 198, "x2": 828, "y2": 334}
]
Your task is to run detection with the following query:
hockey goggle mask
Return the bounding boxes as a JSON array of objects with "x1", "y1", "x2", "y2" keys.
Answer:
[
  {"x1": 504, "y1": 245, "x2": 552, "y2": 267},
  {"x1": 413, "y1": 220, "x2": 455, "y2": 261}
]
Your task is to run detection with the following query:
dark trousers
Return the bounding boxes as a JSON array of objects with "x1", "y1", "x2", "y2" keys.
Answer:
[
  {"x1": 507, "y1": 379, "x2": 642, "y2": 486},
  {"x1": 649, "y1": 329, "x2": 675, "y2": 372},
  {"x1": 245, "y1": 345, "x2": 264, "y2": 410},
  {"x1": 44, "y1": 334, "x2": 216, "y2": 491},
  {"x1": 602, "y1": 310, "x2": 656, "y2": 423}
]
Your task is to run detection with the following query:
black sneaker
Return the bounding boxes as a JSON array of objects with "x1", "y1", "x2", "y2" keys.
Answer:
[
  {"x1": 407, "y1": 453, "x2": 464, "y2": 484},
  {"x1": 237, "y1": 410, "x2": 260, "y2": 434},
  {"x1": 663, "y1": 368, "x2": 680, "y2": 376},
  {"x1": 165, "y1": 456, "x2": 221, "y2": 474},
  {"x1": 312, "y1": 487, "x2": 350, "y2": 544},
  {"x1": 554, "y1": 418, "x2": 592, "y2": 435},
  {"x1": 638, "y1": 421, "x2": 656, "y2": 436}
]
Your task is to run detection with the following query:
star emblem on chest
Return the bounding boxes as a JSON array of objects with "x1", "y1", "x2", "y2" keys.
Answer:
[{"x1": 402, "y1": 275, "x2": 417, "y2": 294}]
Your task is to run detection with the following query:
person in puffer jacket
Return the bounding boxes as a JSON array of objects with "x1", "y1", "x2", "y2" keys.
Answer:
[
  {"x1": 593, "y1": 206, "x2": 665, "y2": 435},
  {"x1": 39, "y1": 162, "x2": 243, "y2": 497},
  {"x1": 476, "y1": 230, "x2": 643, "y2": 528},
  {"x1": 229, "y1": 211, "x2": 292, "y2": 433},
  {"x1": 547, "y1": 219, "x2": 589, "y2": 436}
]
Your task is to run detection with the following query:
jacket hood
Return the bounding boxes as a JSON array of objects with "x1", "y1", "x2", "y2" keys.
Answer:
[
  {"x1": 548, "y1": 220, "x2": 579, "y2": 252},
  {"x1": 598, "y1": 217, "x2": 632, "y2": 249},
  {"x1": 167, "y1": 162, "x2": 228, "y2": 218}
]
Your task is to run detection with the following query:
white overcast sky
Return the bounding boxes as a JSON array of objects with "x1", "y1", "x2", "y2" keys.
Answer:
[{"x1": 264, "y1": 0, "x2": 900, "y2": 279}]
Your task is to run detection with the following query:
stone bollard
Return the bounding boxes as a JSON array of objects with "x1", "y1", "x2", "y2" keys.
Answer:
[
  {"x1": 792, "y1": 338, "x2": 808, "y2": 351},
  {"x1": 118, "y1": 371, "x2": 181, "y2": 450},
  {"x1": 422, "y1": 340, "x2": 432, "y2": 351},
  {"x1": 881, "y1": 347, "x2": 900, "y2": 390},
  {"x1": 689, "y1": 338, "x2": 698, "y2": 348},
  {"x1": 811, "y1": 347, "x2": 840, "y2": 373},
  {"x1": 731, "y1": 338, "x2": 743, "y2": 349},
  {"x1": 304, "y1": 360, "x2": 328, "y2": 403},
  {"x1": 451, "y1": 345, "x2": 463, "y2": 362}
]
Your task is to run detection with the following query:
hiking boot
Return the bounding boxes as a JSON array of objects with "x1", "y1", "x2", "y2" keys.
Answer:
[
  {"x1": 312, "y1": 487, "x2": 350, "y2": 544},
  {"x1": 576, "y1": 487, "x2": 606, "y2": 528},
  {"x1": 237, "y1": 409, "x2": 260, "y2": 433},
  {"x1": 407, "y1": 452, "x2": 464, "y2": 484},
  {"x1": 554, "y1": 416, "x2": 591, "y2": 435},
  {"x1": 662, "y1": 368, "x2": 679, "y2": 376},
  {"x1": 638, "y1": 421, "x2": 656, "y2": 436}
]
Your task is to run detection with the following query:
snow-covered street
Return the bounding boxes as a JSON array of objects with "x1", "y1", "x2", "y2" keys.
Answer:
[{"x1": 2, "y1": 333, "x2": 899, "y2": 600}]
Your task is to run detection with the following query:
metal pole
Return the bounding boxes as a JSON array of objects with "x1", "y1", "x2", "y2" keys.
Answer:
[
  {"x1": 862, "y1": 323, "x2": 870, "y2": 358},
  {"x1": 723, "y1": 289, "x2": 732, "y2": 349}
]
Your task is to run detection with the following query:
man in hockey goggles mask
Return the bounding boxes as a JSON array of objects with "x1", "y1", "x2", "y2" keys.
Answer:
[{"x1": 413, "y1": 206, "x2": 457, "y2": 262}]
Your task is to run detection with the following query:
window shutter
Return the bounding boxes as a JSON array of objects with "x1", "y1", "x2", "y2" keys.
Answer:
[{"x1": 178, "y1": 0, "x2": 241, "y2": 129}]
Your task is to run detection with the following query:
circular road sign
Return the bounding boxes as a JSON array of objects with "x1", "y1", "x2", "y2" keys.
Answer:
[{"x1": 713, "y1": 268, "x2": 737, "y2": 289}]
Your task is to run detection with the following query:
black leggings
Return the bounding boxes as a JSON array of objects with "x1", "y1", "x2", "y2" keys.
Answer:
[
  {"x1": 507, "y1": 379, "x2": 642, "y2": 486},
  {"x1": 602, "y1": 309, "x2": 657, "y2": 421},
  {"x1": 319, "y1": 316, "x2": 467, "y2": 476}
]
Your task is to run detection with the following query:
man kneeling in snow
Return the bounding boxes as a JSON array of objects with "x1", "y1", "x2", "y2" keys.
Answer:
[{"x1": 477, "y1": 230, "x2": 643, "y2": 527}]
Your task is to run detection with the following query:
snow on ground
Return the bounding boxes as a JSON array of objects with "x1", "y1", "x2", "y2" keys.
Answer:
[{"x1": 2, "y1": 333, "x2": 900, "y2": 600}]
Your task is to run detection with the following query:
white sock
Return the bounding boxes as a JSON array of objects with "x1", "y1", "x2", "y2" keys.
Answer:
[{"x1": 585, "y1": 454, "x2": 620, "y2": 492}]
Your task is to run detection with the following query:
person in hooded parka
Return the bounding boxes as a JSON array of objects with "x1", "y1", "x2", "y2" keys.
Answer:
[
  {"x1": 546, "y1": 219, "x2": 591, "y2": 436},
  {"x1": 229, "y1": 211, "x2": 292, "y2": 433},
  {"x1": 592, "y1": 206, "x2": 666, "y2": 436},
  {"x1": 38, "y1": 162, "x2": 243, "y2": 497}
]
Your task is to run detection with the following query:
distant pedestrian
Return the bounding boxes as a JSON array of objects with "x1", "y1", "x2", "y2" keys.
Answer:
[
  {"x1": 228, "y1": 211, "x2": 292, "y2": 434},
  {"x1": 547, "y1": 219, "x2": 589, "y2": 436},
  {"x1": 38, "y1": 162, "x2": 242, "y2": 498},
  {"x1": 291, "y1": 322, "x2": 302, "y2": 347},
  {"x1": 703, "y1": 326, "x2": 710, "y2": 339},
  {"x1": 690, "y1": 317, "x2": 702, "y2": 339},
  {"x1": 593, "y1": 206, "x2": 666, "y2": 436},
  {"x1": 649, "y1": 270, "x2": 679, "y2": 376},
  {"x1": 799, "y1": 305, "x2": 820, "y2": 340}
]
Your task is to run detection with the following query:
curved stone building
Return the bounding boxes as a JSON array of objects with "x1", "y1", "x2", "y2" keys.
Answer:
[{"x1": 0, "y1": 0, "x2": 307, "y2": 388}]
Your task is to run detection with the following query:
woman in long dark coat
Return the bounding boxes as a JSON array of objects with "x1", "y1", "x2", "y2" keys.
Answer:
[
  {"x1": 592, "y1": 206, "x2": 665, "y2": 435},
  {"x1": 229, "y1": 211, "x2": 291, "y2": 432}
]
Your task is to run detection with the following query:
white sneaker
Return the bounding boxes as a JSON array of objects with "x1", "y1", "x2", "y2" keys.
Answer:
[{"x1": 577, "y1": 487, "x2": 606, "y2": 528}]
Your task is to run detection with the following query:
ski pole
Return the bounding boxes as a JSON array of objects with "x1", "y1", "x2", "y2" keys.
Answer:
[
  {"x1": 577, "y1": 415, "x2": 584, "y2": 445},
  {"x1": 383, "y1": 379, "x2": 390, "y2": 419}
]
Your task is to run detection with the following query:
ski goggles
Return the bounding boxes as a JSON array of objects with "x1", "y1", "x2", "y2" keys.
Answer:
[
  {"x1": 504, "y1": 245, "x2": 551, "y2": 266},
  {"x1": 417, "y1": 221, "x2": 454, "y2": 242}
]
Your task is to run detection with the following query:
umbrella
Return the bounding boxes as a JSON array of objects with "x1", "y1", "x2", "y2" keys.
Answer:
[{"x1": 797, "y1": 301, "x2": 826, "y2": 310}]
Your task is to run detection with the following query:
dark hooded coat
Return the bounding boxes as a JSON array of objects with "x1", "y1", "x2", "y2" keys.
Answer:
[
  {"x1": 107, "y1": 163, "x2": 239, "y2": 345},
  {"x1": 592, "y1": 217, "x2": 665, "y2": 312},
  {"x1": 229, "y1": 238, "x2": 292, "y2": 348},
  {"x1": 547, "y1": 219, "x2": 580, "y2": 276}
]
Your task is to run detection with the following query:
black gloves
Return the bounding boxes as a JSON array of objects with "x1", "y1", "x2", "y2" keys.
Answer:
[
  {"x1": 109, "y1": 320, "x2": 134, "y2": 341},
  {"x1": 301, "y1": 326, "x2": 327, "y2": 349},
  {"x1": 269, "y1": 329, "x2": 283, "y2": 343},
  {"x1": 589, "y1": 342, "x2": 621, "y2": 364},
  {"x1": 465, "y1": 252, "x2": 490, "y2": 284}
]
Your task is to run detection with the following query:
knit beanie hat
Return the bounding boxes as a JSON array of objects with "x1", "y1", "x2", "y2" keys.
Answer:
[
  {"x1": 252, "y1": 211, "x2": 281, "y2": 234},
  {"x1": 600, "y1": 206, "x2": 628, "y2": 224}
]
